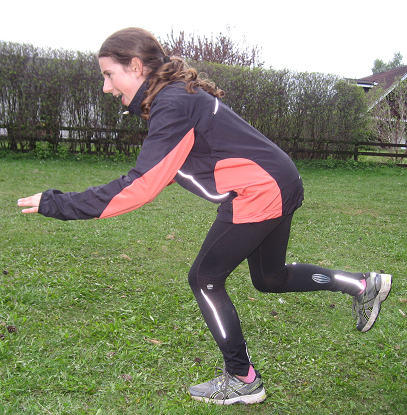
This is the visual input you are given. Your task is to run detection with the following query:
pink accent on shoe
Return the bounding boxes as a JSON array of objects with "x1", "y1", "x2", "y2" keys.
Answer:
[
  {"x1": 236, "y1": 365, "x2": 256, "y2": 384},
  {"x1": 357, "y1": 279, "x2": 367, "y2": 295}
]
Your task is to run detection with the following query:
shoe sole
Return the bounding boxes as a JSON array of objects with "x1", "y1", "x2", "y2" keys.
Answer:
[
  {"x1": 190, "y1": 387, "x2": 267, "y2": 405},
  {"x1": 361, "y1": 274, "x2": 392, "y2": 333}
]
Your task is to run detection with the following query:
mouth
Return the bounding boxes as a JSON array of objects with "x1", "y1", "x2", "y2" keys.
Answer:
[{"x1": 114, "y1": 94, "x2": 127, "y2": 106}]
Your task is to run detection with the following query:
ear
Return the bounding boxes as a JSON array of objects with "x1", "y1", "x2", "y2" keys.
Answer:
[{"x1": 130, "y1": 57, "x2": 144, "y2": 77}]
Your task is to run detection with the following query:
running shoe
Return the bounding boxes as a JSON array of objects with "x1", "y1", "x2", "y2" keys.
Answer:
[
  {"x1": 189, "y1": 367, "x2": 266, "y2": 405},
  {"x1": 353, "y1": 272, "x2": 392, "y2": 332}
]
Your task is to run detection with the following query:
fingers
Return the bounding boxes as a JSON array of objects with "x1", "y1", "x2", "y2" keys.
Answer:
[
  {"x1": 17, "y1": 193, "x2": 42, "y2": 214},
  {"x1": 21, "y1": 206, "x2": 39, "y2": 214}
]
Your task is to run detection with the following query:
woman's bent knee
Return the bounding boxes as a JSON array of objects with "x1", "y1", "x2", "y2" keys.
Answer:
[{"x1": 252, "y1": 266, "x2": 291, "y2": 293}]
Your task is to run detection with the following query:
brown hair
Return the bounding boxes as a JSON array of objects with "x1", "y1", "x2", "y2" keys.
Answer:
[{"x1": 99, "y1": 28, "x2": 224, "y2": 120}]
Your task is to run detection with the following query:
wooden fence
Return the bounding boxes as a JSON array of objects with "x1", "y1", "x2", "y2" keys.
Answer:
[
  {"x1": 275, "y1": 139, "x2": 407, "y2": 166},
  {"x1": 0, "y1": 126, "x2": 406, "y2": 165},
  {"x1": 0, "y1": 125, "x2": 147, "y2": 155}
]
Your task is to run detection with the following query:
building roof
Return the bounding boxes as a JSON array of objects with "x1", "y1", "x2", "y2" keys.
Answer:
[
  {"x1": 356, "y1": 65, "x2": 407, "y2": 93},
  {"x1": 353, "y1": 65, "x2": 407, "y2": 110}
]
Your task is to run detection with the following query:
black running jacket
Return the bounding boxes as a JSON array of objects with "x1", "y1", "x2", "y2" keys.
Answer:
[{"x1": 38, "y1": 80, "x2": 304, "y2": 223}]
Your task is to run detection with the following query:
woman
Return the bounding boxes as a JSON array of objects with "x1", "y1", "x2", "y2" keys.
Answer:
[{"x1": 18, "y1": 27, "x2": 392, "y2": 405}]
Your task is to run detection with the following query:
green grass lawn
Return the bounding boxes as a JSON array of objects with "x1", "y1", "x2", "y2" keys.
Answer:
[{"x1": 0, "y1": 157, "x2": 406, "y2": 414}]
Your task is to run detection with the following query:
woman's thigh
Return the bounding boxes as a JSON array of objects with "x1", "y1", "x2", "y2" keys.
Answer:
[
  {"x1": 189, "y1": 215, "x2": 292, "y2": 290},
  {"x1": 247, "y1": 214, "x2": 293, "y2": 291}
]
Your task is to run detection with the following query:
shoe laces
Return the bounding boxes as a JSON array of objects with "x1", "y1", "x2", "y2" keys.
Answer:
[
  {"x1": 352, "y1": 274, "x2": 377, "y2": 320},
  {"x1": 211, "y1": 364, "x2": 233, "y2": 404}
]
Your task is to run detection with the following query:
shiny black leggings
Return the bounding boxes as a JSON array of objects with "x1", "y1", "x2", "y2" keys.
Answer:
[{"x1": 188, "y1": 215, "x2": 364, "y2": 376}]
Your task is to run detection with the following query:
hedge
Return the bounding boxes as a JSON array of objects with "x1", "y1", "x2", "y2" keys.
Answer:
[{"x1": 0, "y1": 41, "x2": 370, "y2": 159}]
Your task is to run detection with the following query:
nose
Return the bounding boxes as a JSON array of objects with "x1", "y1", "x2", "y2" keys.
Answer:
[{"x1": 103, "y1": 79, "x2": 113, "y2": 94}]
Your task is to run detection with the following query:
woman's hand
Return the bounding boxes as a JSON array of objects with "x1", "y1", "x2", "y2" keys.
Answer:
[{"x1": 17, "y1": 193, "x2": 43, "y2": 214}]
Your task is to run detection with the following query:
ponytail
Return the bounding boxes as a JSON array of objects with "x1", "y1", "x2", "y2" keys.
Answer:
[{"x1": 142, "y1": 57, "x2": 225, "y2": 120}]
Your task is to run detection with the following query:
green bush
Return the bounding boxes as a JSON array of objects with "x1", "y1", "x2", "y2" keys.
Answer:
[
  {"x1": 1, "y1": 41, "x2": 369, "y2": 159},
  {"x1": 0, "y1": 41, "x2": 147, "y2": 155}
]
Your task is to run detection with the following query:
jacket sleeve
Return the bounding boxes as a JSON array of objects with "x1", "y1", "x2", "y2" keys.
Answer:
[{"x1": 38, "y1": 97, "x2": 195, "y2": 221}]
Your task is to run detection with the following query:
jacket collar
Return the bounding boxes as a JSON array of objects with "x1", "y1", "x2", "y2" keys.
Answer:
[{"x1": 127, "y1": 78, "x2": 150, "y2": 117}]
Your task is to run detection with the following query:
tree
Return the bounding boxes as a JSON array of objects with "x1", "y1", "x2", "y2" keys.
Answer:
[
  {"x1": 371, "y1": 58, "x2": 387, "y2": 74},
  {"x1": 372, "y1": 52, "x2": 404, "y2": 74},
  {"x1": 163, "y1": 29, "x2": 263, "y2": 68}
]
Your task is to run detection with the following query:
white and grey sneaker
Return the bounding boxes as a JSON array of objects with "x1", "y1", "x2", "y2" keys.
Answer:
[
  {"x1": 189, "y1": 367, "x2": 266, "y2": 405},
  {"x1": 353, "y1": 272, "x2": 392, "y2": 332}
]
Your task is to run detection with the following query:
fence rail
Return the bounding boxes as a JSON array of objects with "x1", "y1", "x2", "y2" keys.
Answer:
[
  {"x1": 0, "y1": 125, "x2": 147, "y2": 155},
  {"x1": 274, "y1": 139, "x2": 407, "y2": 165}
]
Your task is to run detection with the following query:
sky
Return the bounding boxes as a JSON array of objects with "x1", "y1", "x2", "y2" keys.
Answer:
[{"x1": 1, "y1": 0, "x2": 406, "y2": 80}]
